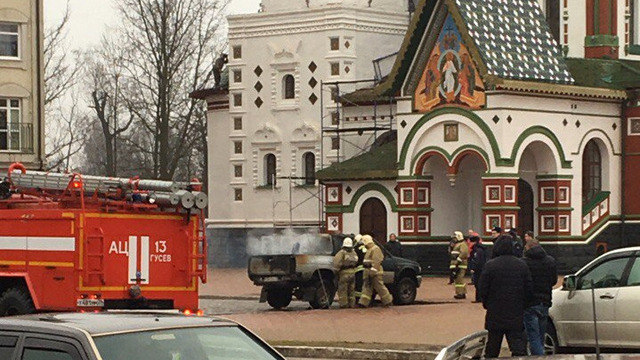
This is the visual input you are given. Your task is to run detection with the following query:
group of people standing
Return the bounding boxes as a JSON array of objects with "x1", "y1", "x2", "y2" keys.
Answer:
[
  {"x1": 332, "y1": 234, "x2": 394, "y2": 309},
  {"x1": 449, "y1": 227, "x2": 558, "y2": 357}
]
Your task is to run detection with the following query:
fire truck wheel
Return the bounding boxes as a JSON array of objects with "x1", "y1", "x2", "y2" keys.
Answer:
[
  {"x1": 0, "y1": 287, "x2": 35, "y2": 316},
  {"x1": 309, "y1": 279, "x2": 335, "y2": 309},
  {"x1": 266, "y1": 288, "x2": 292, "y2": 309}
]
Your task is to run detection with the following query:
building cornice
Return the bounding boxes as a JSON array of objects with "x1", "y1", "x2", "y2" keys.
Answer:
[{"x1": 228, "y1": 7, "x2": 409, "y2": 39}]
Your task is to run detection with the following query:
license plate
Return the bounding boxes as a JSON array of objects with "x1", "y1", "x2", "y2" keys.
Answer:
[{"x1": 76, "y1": 299, "x2": 105, "y2": 307}]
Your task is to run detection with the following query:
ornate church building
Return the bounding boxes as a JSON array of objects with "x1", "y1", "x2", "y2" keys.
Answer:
[{"x1": 317, "y1": 0, "x2": 640, "y2": 272}]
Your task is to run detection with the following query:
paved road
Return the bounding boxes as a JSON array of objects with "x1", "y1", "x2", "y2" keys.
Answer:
[
  {"x1": 198, "y1": 269, "x2": 495, "y2": 348},
  {"x1": 199, "y1": 296, "x2": 441, "y2": 315}
]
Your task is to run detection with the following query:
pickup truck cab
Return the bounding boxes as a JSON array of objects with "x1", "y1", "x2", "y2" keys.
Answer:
[{"x1": 248, "y1": 233, "x2": 422, "y2": 309}]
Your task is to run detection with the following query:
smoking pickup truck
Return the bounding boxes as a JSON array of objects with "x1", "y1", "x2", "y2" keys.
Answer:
[{"x1": 247, "y1": 233, "x2": 422, "y2": 309}]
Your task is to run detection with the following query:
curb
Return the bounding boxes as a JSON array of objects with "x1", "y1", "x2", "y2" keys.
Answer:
[{"x1": 274, "y1": 345, "x2": 439, "y2": 360}]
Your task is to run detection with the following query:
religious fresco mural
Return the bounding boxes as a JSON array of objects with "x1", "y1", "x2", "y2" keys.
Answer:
[{"x1": 415, "y1": 14, "x2": 485, "y2": 112}]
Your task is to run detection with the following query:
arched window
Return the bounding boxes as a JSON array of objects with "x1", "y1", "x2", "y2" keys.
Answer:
[
  {"x1": 303, "y1": 152, "x2": 315, "y2": 185},
  {"x1": 283, "y1": 75, "x2": 295, "y2": 99},
  {"x1": 582, "y1": 140, "x2": 601, "y2": 203},
  {"x1": 264, "y1": 153, "x2": 277, "y2": 186}
]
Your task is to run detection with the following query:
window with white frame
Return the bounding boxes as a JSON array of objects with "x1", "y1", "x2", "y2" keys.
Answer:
[
  {"x1": 401, "y1": 188, "x2": 414, "y2": 205},
  {"x1": 417, "y1": 188, "x2": 429, "y2": 205},
  {"x1": 541, "y1": 215, "x2": 556, "y2": 232},
  {"x1": 282, "y1": 74, "x2": 295, "y2": 99},
  {"x1": 558, "y1": 215, "x2": 570, "y2": 232},
  {"x1": 401, "y1": 216, "x2": 415, "y2": 233},
  {"x1": 0, "y1": 98, "x2": 21, "y2": 151},
  {"x1": 417, "y1": 216, "x2": 429, "y2": 233},
  {"x1": 264, "y1": 153, "x2": 277, "y2": 186},
  {"x1": 0, "y1": 23, "x2": 19, "y2": 58},
  {"x1": 303, "y1": 152, "x2": 315, "y2": 185}
]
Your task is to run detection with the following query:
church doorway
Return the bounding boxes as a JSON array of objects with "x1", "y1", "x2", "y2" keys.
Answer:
[
  {"x1": 359, "y1": 197, "x2": 388, "y2": 244},
  {"x1": 518, "y1": 179, "x2": 534, "y2": 235}
]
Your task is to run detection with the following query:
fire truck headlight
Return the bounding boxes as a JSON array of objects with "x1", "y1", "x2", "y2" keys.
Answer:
[
  {"x1": 148, "y1": 194, "x2": 157, "y2": 204},
  {"x1": 129, "y1": 285, "x2": 141, "y2": 298}
]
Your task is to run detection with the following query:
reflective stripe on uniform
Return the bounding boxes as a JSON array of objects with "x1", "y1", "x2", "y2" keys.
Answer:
[
  {"x1": 355, "y1": 291, "x2": 362, "y2": 297},
  {"x1": 360, "y1": 294, "x2": 371, "y2": 300},
  {"x1": 458, "y1": 265, "x2": 468, "y2": 269},
  {"x1": 449, "y1": 265, "x2": 456, "y2": 269},
  {"x1": 451, "y1": 251, "x2": 460, "y2": 255},
  {"x1": 455, "y1": 284, "x2": 466, "y2": 287}
]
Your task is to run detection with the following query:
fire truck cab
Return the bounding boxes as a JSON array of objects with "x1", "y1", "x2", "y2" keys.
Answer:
[{"x1": 0, "y1": 163, "x2": 207, "y2": 316}]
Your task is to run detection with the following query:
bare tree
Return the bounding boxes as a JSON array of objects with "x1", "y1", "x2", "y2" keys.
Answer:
[
  {"x1": 114, "y1": 0, "x2": 229, "y2": 180},
  {"x1": 45, "y1": 94, "x2": 88, "y2": 171},
  {"x1": 44, "y1": 1, "x2": 85, "y2": 171},
  {"x1": 44, "y1": 2, "x2": 81, "y2": 108},
  {"x1": 84, "y1": 42, "x2": 135, "y2": 177}
]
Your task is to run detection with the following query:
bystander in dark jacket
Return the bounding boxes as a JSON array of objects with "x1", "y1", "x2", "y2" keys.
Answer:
[
  {"x1": 522, "y1": 234, "x2": 558, "y2": 355},
  {"x1": 508, "y1": 229, "x2": 524, "y2": 258},
  {"x1": 384, "y1": 233, "x2": 403, "y2": 257},
  {"x1": 468, "y1": 234, "x2": 486, "y2": 303},
  {"x1": 479, "y1": 235, "x2": 533, "y2": 358}
]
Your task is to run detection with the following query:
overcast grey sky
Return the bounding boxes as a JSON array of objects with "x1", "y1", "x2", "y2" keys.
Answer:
[{"x1": 44, "y1": 0, "x2": 262, "y2": 49}]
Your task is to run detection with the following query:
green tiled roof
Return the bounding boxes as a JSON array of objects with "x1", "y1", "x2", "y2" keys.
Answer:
[
  {"x1": 316, "y1": 141, "x2": 398, "y2": 181},
  {"x1": 566, "y1": 58, "x2": 640, "y2": 90},
  {"x1": 455, "y1": 0, "x2": 574, "y2": 84},
  {"x1": 345, "y1": 0, "x2": 581, "y2": 104}
]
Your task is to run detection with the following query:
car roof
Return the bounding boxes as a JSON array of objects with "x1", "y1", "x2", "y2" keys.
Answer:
[
  {"x1": 575, "y1": 246, "x2": 640, "y2": 275},
  {"x1": 602, "y1": 246, "x2": 640, "y2": 256},
  {"x1": 0, "y1": 312, "x2": 238, "y2": 337}
]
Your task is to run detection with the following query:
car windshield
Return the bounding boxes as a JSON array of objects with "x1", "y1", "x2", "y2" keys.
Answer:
[{"x1": 93, "y1": 325, "x2": 282, "y2": 360}]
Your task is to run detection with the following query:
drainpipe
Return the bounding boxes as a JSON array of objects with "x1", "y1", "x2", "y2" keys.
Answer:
[
  {"x1": 621, "y1": 97, "x2": 628, "y2": 247},
  {"x1": 35, "y1": 0, "x2": 44, "y2": 170}
]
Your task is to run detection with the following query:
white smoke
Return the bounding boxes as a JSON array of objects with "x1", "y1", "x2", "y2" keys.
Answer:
[{"x1": 246, "y1": 228, "x2": 333, "y2": 256}]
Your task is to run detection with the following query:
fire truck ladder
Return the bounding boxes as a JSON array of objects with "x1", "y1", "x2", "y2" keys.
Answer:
[
  {"x1": 86, "y1": 228, "x2": 106, "y2": 285},
  {"x1": 191, "y1": 210, "x2": 207, "y2": 283}
]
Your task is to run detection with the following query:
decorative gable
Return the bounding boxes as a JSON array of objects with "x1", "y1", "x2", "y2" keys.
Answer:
[
  {"x1": 252, "y1": 123, "x2": 281, "y2": 145},
  {"x1": 414, "y1": 13, "x2": 485, "y2": 112}
]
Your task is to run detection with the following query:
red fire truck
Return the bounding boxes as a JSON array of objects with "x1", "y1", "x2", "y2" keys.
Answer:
[{"x1": 0, "y1": 163, "x2": 207, "y2": 316}]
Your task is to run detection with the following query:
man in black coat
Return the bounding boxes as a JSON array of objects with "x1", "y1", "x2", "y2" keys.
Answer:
[
  {"x1": 522, "y1": 231, "x2": 558, "y2": 355},
  {"x1": 468, "y1": 234, "x2": 486, "y2": 303},
  {"x1": 384, "y1": 233, "x2": 403, "y2": 257},
  {"x1": 480, "y1": 235, "x2": 533, "y2": 358}
]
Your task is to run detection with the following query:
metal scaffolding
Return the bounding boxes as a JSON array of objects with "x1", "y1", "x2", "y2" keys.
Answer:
[{"x1": 318, "y1": 79, "x2": 397, "y2": 231}]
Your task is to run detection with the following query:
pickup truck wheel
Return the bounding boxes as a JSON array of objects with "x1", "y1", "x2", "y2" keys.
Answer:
[
  {"x1": 266, "y1": 288, "x2": 292, "y2": 309},
  {"x1": 393, "y1": 277, "x2": 417, "y2": 305},
  {"x1": 309, "y1": 280, "x2": 335, "y2": 309},
  {"x1": 0, "y1": 287, "x2": 35, "y2": 316}
]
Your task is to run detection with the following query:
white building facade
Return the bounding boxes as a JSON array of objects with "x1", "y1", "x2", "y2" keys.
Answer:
[
  {"x1": 0, "y1": 0, "x2": 45, "y2": 171},
  {"x1": 193, "y1": 0, "x2": 411, "y2": 266},
  {"x1": 318, "y1": 0, "x2": 640, "y2": 272}
]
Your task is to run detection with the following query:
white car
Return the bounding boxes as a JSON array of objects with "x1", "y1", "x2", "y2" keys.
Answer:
[{"x1": 547, "y1": 246, "x2": 640, "y2": 353}]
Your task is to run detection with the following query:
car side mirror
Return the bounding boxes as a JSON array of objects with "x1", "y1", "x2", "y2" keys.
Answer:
[{"x1": 563, "y1": 275, "x2": 577, "y2": 291}]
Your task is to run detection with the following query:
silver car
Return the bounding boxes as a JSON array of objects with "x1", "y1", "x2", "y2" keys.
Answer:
[
  {"x1": 547, "y1": 246, "x2": 640, "y2": 353},
  {"x1": 0, "y1": 312, "x2": 286, "y2": 359}
]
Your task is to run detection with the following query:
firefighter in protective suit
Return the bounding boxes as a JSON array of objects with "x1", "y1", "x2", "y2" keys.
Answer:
[
  {"x1": 353, "y1": 234, "x2": 367, "y2": 301},
  {"x1": 450, "y1": 231, "x2": 469, "y2": 299},
  {"x1": 333, "y1": 237, "x2": 359, "y2": 308},
  {"x1": 357, "y1": 235, "x2": 393, "y2": 307}
]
